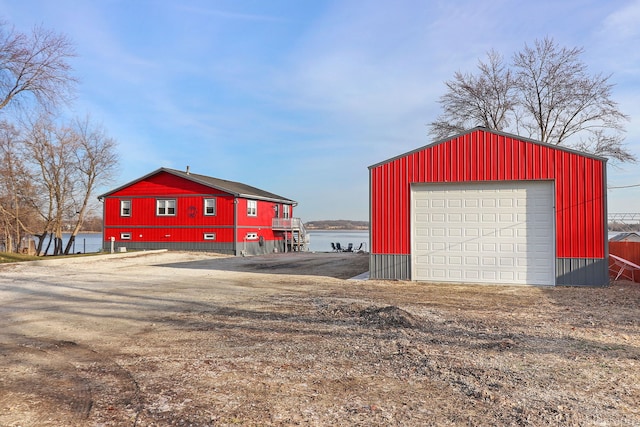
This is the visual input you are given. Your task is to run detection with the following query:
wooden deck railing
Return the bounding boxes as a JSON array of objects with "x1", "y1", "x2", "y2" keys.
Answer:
[{"x1": 272, "y1": 217, "x2": 303, "y2": 230}]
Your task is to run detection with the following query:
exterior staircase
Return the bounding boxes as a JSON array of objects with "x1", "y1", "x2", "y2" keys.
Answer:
[{"x1": 272, "y1": 218, "x2": 309, "y2": 252}]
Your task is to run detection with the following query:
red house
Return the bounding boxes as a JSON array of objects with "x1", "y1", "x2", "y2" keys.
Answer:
[
  {"x1": 369, "y1": 127, "x2": 608, "y2": 286},
  {"x1": 98, "y1": 167, "x2": 306, "y2": 255}
]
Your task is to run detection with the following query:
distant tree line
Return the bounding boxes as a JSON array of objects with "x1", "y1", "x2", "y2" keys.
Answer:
[
  {"x1": 0, "y1": 21, "x2": 118, "y2": 255},
  {"x1": 305, "y1": 220, "x2": 369, "y2": 230}
]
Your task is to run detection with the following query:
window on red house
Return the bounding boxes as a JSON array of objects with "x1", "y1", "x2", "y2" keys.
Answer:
[
  {"x1": 120, "y1": 200, "x2": 131, "y2": 217},
  {"x1": 204, "y1": 198, "x2": 216, "y2": 216},
  {"x1": 157, "y1": 199, "x2": 176, "y2": 216},
  {"x1": 247, "y1": 200, "x2": 257, "y2": 217}
]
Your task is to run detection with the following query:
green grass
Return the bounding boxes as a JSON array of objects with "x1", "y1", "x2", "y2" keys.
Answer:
[
  {"x1": 0, "y1": 252, "x2": 42, "y2": 263},
  {"x1": 0, "y1": 251, "x2": 104, "y2": 263}
]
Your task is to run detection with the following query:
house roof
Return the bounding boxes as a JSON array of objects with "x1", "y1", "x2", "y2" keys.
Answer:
[
  {"x1": 98, "y1": 167, "x2": 297, "y2": 204},
  {"x1": 369, "y1": 127, "x2": 608, "y2": 169},
  {"x1": 609, "y1": 232, "x2": 640, "y2": 242}
]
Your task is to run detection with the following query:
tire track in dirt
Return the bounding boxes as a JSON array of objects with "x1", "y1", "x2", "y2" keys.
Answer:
[{"x1": 0, "y1": 335, "x2": 141, "y2": 426}]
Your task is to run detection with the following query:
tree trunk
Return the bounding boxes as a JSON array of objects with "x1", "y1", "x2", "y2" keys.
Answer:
[{"x1": 64, "y1": 234, "x2": 76, "y2": 255}]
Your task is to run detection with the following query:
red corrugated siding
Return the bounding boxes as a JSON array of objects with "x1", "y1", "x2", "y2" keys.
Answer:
[
  {"x1": 104, "y1": 227, "x2": 236, "y2": 243},
  {"x1": 610, "y1": 242, "x2": 640, "y2": 266},
  {"x1": 104, "y1": 195, "x2": 236, "y2": 228},
  {"x1": 370, "y1": 129, "x2": 606, "y2": 258}
]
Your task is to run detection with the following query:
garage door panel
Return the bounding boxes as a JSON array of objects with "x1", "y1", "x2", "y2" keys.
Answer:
[
  {"x1": 412, "y1": 181, "x2": 555, "y2": 285},
  {"x1": 482, "y1": 271, "x2": 497, "y2": 280}
]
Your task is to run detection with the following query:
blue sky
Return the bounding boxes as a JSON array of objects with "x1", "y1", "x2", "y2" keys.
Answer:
[{"x1": 2, "y1": 0, "x2": 639, "y2": 221}]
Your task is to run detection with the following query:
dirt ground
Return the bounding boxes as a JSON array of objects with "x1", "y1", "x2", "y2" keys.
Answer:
[{"x1": 0, "y1": 250, "x2": 638, "y2": 426}]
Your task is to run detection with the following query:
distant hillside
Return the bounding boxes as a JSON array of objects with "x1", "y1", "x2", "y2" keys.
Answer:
[{"x1": 305, "y1": 220, "x2": 369, "y2": 230}]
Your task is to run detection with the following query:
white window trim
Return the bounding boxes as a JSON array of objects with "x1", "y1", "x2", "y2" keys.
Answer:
[
  {"x1": 247, "y1": 200, "x2": 257, "y2": 217},
  {"x1": 283, "y1": 204, "x2": 290, "y2": 219},
  {"x1": 204, "y1": 198, "x2": 216, "y2": 216},
  {"x1": 120, "y1": 232, "x2": 131, "y2": 240},
  {"x1": 120, "y1": 200, "x2": 131, "y2": 217},
  {"x1": 157, "y1": 199, "x2": 176, "y2": 216},
  {"x1": 203, "y1": 233, "x2": 216, "y2": 240}
]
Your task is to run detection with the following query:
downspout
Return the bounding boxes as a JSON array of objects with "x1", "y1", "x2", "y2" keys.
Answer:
[
  {"x1": 603, "y1": 159, "x2": 609, "y2": 285},
  {"x1": 292, "y1": 201, "x2": 298, "y2": 252},
  {"x1": 368, "y1": 167, "x2": 373, "y2": 279},
  {"x1": 233, "y1": 197, "x2": 238, "y2": 256},
  {"x1": 99, "y1": 196, "x2": 105, "y2": 252}
]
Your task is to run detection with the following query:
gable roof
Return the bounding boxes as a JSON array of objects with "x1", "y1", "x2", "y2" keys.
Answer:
[
  {"x1": 609, "y1": 232, "x2": 640, "y2": 242},
  {"x1": 369, "y1": 127, "x2": 608, "y2": 169},
  {"x1": 98, "y1": 167, "x2": 296, "y2": 204}
]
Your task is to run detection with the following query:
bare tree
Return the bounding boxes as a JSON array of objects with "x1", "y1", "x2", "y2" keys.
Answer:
[
  {"x1": 23, "y1": 116, "x2": 75, "y2": 255},
  {"x1": 572, "y1": 130, "x2": 636, "y2": 164},
  {"x1": 429, "y1": 37, "x2": 634, "y2": 162},
  {"x1": 63, "y1": 116, "x2": 118, "y2": 254},
  {"x1": 0, "y1": 22, "x2": 76, "y2": 113},
  {"x1": 430, "y1": 50, "x2": 517, "y2": 141},
  {"x1": 513, "y1": 38, "x2": 629, "y2": 152},
  {"x1": 0, "y1": 121, "x2": 21, "y2": 251},
  {"x1": 0, "y1": 120, "x2": 39, "y2": 252},
  {"x1": 0, "y1": 21, "x2": 118, "y2": 256},
  {"x1": 19, "y1": 115, "x2": 118, "y2": 255}
]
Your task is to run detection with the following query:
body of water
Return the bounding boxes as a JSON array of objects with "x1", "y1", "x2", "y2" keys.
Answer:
[
  {"x1": 37, "y1": 230, "x2": 624, "y2": 255},
  {"x1": 306, "y1": 230, "x2": 369, "y2": 253},
  {"x1": 36, "y1": 230, "x2": 369, "y2": 254},
  {"x1": 38, "y1": 232, "x2": 104, "y2": 255}
]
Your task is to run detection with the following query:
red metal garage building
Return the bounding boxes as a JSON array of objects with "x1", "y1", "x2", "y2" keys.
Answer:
[{"x1": 369, "y1": 127, "x2": 608, "y2": 286}]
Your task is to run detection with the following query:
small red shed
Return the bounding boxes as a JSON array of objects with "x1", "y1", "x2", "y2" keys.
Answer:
[
  {"x1": 369, "y1": 127, "x2": 608, "y2": 286},
  {"x1": 98, "y1": 167, "x2": 306, "y2": 255}
]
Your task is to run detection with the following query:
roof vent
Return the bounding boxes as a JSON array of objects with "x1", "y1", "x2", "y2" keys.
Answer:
[{"x1": 186, "y1": 165, "x2": 190, "y2": 175}]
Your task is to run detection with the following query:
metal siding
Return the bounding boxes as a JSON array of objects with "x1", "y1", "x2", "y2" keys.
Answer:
[
  {"x1": 609, "y1": 242, "x2": 640, "y2": 266},
  {"x1": 369, "y1": 128, "x2": 607, "y2": 281},
  {"x1": 369, "y1": 254, "x2": 411, "y2": 280},
  {"x1": 103, "y1": 195, "x2": 236, "y2": 241},
  {"x1": 556, "y1": 258, "x2": 609, "y2": 286},
  {"x1": 101, "y1": 232, "x2": 287, "y2": 255},
  {"x1": 102, "y1": 241, "x2": 234, "y2": 255},
  {"x1": 103, "y1": 226, "x2": 235, "y2": 243},
  {"x1": 109, "y1": 171, "x2": 224, "y2": 197}
]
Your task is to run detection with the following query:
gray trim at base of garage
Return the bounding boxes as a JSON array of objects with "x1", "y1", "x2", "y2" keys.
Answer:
[
  {"x1": 556, "y1": 258, "x2": 609, "y2": 286},
  {"x1": 369, "y1": 254, "x2": 411, "y2": 280},
  {"x1": 370, "y1": 254, "x2": 609, "y2": 286}
]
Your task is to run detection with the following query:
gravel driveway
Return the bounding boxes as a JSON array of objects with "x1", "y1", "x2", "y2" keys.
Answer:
[{"x1": 0, "y1": 250, "x2": 638, "y2": 426}]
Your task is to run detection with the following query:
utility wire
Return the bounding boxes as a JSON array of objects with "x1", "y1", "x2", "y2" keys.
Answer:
[{"x1": 608, "y1": 183, "x2": 640, "y2": 189}]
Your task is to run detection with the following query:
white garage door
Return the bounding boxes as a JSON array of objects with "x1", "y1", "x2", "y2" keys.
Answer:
[{"x1": 411, "y1": 181, "x2": 555, "y2": 285}]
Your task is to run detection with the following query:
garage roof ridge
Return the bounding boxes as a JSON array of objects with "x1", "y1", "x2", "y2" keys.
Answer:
[{"x1": 368, "y1": 127, "x2": 608, "y2": 169}]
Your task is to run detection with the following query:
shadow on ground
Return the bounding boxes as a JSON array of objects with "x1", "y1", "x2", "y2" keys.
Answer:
[{"x1": 154, "y1": 251, "x2": 370, "y2": 279}]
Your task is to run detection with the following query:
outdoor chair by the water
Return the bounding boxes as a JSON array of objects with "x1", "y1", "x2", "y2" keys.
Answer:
[
  {"x1": 331, "y1": 242, "x2": 337, "y2": 252},
  {"x1": 345, "y1": 243, "x2": 354, "y2": 252},
  {"x1": 336, "y1": 242, "x2": 343, "y2": 252},
  {"x1": 354, "y1": 242, "x2": 363, "y2": 252}
]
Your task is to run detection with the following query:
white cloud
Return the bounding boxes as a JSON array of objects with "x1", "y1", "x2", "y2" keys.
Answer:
[
  {"x1": 601, "y1": 0, "x2": 640, "y2": 39},
  {"x1": 175, "y1": 4, "x2": 287, "y2": 23}
]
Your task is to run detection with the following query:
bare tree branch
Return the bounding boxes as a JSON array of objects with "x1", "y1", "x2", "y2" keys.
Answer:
[
  {"x1": 0, "y1": 22, "x2": 77, "y2": 113},
  {"x1": 430, "y1": 37, "x2": 634, "y2": 162},
  {"x1": 64, "y1": 115, "x2": 119, "y2": 254},
  {"x1": 512, "y1": 37, "x2": 629, "y2": 147},
  {"x1": 429, "y1": 50, "x2": 517, "y2": 140}
]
